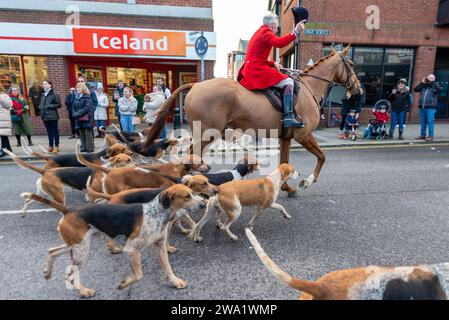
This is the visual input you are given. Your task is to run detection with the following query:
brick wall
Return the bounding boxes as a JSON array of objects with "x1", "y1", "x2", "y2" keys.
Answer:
[
  {"x1": 30, "y1": 56, "x2": 73, "y2": 135},
  {"x1": 276, "y1": 0, "x2": 449, "y2": 123},
  {"x1": 196, "y1": 60, "x2": 215, "y2": 81},
  {"x1": 0, "y1": 11, "x2": 213, "y2": 31},
  {"x1": 75, "y1": 0, "x2": 212, "y2": 7}
]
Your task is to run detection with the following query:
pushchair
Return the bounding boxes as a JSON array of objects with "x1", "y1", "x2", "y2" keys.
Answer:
[{"x1": 363, "y1": 99, "x2": 391, "y2": 141}]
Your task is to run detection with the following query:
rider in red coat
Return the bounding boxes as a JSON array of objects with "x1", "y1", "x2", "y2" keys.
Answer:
[{"x1": 238, "y1": 14, "x2": 306, "y2": 128}]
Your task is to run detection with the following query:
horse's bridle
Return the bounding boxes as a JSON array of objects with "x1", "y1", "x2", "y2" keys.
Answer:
[{"x1": 281, "y1": 52, "x2": 359, "y2": 110}]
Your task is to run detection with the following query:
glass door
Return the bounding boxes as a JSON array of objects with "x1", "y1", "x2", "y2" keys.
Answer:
[{"x1": 435, "y1": 70, "x2": 449, "y2": 119}]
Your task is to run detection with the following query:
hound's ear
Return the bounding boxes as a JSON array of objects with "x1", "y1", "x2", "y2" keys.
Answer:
[
  {"x1": 108, "y1": 156, "x2": 118, "y2": 166},
  {"x1": 105, "y1": 149, "x2": 113, "y2": 158},
  {"x1": 342, "y1": 44, "x2": 351, "y2": 56},
  {"x1": 160, "y1": 191, "x2": 171, "y2": 209}
]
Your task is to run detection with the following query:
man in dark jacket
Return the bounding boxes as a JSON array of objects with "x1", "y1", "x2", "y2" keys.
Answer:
[
  {"x1": 65, "y1": 87, "x2": 78, "y2": 139},
  {"x1": 39, "y1": 80, "x2": 61, "y2": 153},
  {"x1": 414, "y1": 74, "x2": 442, "y2": 142}
]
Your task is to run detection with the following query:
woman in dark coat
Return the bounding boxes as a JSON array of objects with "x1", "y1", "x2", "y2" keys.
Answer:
[
  {"x1": 339, "y1": 89, "x2": 363, "y2": 138},
  {"x1": 73, "y1": 83, "x2": 94, "y2": 152},
  {"x1": 39, "y1": 80, "x2": 62, "y2": 153},
  {"x1": 388, "y1": 78, "x2": 412, "y2": 140}
]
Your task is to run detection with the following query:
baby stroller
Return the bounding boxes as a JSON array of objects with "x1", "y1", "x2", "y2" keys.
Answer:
[{"x1": 363, "y1": 99, "x2": 390, "y2": 141}]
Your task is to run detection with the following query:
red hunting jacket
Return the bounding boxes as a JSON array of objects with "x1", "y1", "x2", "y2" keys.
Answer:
[{"x1": 238, "y1": 25, "x2": 297, "y2": 90}]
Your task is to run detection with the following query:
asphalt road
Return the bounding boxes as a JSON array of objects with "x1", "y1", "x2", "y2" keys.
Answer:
[{"x1": 0, "y1": 145, "x2": 448, "y2": 300}]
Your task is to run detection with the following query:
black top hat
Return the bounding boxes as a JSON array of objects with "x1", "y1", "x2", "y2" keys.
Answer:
[{"x1": 292, "y1": 6, "x2": 309, "y2": 25}]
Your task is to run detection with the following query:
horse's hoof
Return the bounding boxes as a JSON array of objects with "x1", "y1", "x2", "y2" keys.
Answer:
[{"x1": 288, "y1": 190, "x2": 298, "y2": 198}]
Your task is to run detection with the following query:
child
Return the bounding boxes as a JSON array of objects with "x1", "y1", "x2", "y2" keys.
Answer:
[
  {"x1": 344, "y1": 109, "x2": 358, "y2": 139},
  {"x1": 373, "y1": 104, "x2": 390, "y2": 125}
]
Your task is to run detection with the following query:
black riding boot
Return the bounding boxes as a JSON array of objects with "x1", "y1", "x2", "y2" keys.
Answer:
[
  {"x1": 282, "y1": 85, "x2": 304, "y2": 128},
  {"x1": 16, "y1": 135, "x2": 21, "y2": 147},
  {"x1": 27, "y1": 135, "x2": 33, "y2": 146}
]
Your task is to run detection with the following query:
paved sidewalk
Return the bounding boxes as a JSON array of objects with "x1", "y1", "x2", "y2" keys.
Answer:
[{"x1": 1, "y1": 123, "x2": 448, "y2": 161}]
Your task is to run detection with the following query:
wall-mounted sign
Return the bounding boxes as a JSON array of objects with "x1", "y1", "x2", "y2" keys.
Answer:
[
  {"x1": 304, "y1": 29, "x2": 331, "y2": 36},
  {"x1": 73, "y1": 28, "x2": 186, "y2": 56}
]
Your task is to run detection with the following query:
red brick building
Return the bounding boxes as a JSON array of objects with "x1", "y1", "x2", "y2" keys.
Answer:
[
  {"x1": 0, "y1": 0, "x2": 215, "y2": 134},
  {"x1": 269, "y1": 0, "x2": 449, "y2": 122}
]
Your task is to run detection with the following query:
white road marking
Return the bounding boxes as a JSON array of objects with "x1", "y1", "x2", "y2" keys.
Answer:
[{"x1": 0, "y1": 208, "x2": 55, "y2": 216}]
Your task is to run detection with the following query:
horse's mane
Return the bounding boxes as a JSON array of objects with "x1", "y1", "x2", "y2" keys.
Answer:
[
  {"x1": 302, "y1": 50, "x2": 354, "y2": 74},
  {"x1": 302, "y1": 51, "x2": 337, "y2": 74}
]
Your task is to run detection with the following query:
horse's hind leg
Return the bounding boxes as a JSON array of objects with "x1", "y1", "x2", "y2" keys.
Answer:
[
  {"x1": 279, "y1": 138, "x2": 298, "y2": 197},
  {"x1": 296, "y1": 133, "x2": 325, "y2": 190}
]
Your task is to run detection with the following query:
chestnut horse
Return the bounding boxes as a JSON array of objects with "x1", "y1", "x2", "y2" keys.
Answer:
[{"x1": 145, "y1": 46, "x2": 361, "y2": 195}]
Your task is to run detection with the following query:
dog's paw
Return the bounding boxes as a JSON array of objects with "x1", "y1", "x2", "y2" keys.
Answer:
[
  {"x1": 43, "y1": 268, "x2": 52, "y2": 280},
  {"x1": 171, "y1": 277, "x2": 187, "y2": 289},
  {"x1": 288, "y1": 190, "x2": 298, "y2": 198},
  {"x1": 109, "y1": 247, "x2": 122, "y2": 255},
  {"x1": 79, "y1": 287, "x2": 96, "y2": 298},
  {"x1": 167, "y1": 245, "x2": 178, "y2": 254},
  {"x1": 117, "y1": 277, "x2": 133, "y2": 290}
]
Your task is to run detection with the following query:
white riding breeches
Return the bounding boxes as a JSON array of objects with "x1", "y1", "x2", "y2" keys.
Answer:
[{"x1": 274, "y1": 77, "x2": 294, "y2": 88}]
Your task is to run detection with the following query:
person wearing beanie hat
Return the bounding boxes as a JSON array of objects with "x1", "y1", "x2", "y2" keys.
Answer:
[
  {"x1": 387, "y1": 78, "x2": 412, "y2": 140},
  {"x1": 94, "y1": 82, "x2": 109, "y2": 138}
]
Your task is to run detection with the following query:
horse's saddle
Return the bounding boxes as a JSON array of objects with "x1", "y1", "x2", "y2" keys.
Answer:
[{"x1": 257, "y1": 79, "x2": 300, "y2": 113}]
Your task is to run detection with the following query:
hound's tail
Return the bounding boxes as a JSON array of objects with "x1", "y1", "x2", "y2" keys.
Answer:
[
  {"x1": 3, "y1": 149, "x2": 45, "y2": 175},
  {"x1": 245, "y1": 228, "x2": 322, "y2": 298},
  {"x1": 111, "y1": 123, "x2": 132, "y2": 146},
  {"x1": 20, "y1": 192, "x2": 69, "y2": 215},
  {"x1": 20, "y1": 138, "x2": 52, "y2": 160},
  {"x1": 144, "y1": 83, "x2": 195, "y2": 148},
  {"x1": 76, "y1": 141, "x2": 111, "y2": 174},
  {"x1": 85, "y1": 175, "x2": 112, "y2": 202}
]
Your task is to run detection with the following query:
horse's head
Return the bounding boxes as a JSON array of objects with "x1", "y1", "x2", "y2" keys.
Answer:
[{"x1": 334, "y1": 45, "x2": 361, "y2": 95}]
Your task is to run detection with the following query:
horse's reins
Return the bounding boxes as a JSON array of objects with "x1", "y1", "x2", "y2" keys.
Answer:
[{"x1": 280, "y1": 52, "x2": 359, "y2": 110}]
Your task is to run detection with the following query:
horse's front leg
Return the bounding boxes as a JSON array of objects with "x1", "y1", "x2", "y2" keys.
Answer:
[
  {"x1": 279, "y1": 138, "x2": 298, "y2": 197},
  {"x1": 295, "y1": 133, "x2": 325, "y2": 190}
]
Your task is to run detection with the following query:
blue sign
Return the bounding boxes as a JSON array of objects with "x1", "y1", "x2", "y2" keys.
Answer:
[
  {"x1": 195, "y1": 34, "x2": 208, "y2": 57},
  {"x1": 304, "y1": 29, "x2": 331, "y2": 36}
]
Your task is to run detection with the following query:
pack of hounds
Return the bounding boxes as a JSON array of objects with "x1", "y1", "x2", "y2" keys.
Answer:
[{"x1": 4, "y1": 127, "x2": 449, "y2": 300}]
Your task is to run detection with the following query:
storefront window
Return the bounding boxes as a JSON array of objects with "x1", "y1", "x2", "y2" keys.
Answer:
[
  {"x1": 322, "y1": 46, "x2": 414, "y2": 106},
  {"x1": 0, "y1": 55, "x2": 24, "y2": 94},
  {"x1": 23, "y1": 56, "x2": 48, "y2": 115},
  {"x1": 75, "y1": 65, "x2": 103, "y2": 88}
]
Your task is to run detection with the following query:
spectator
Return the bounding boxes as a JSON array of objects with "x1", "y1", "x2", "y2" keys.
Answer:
[
  {"x1": 338, "y1": 90, "x2": 363, "y2": 139},
  {"x1": 118, "y1": 87, "x2": 138, "y2": 132},
  {"x1": 414, "y1": 74, "x2": 442, "y2": 143},
  {"x1": 39, "y1": 80, "x2": 62, "y2": 153},
  {"x1": 156, "y1": 78, "x2": 171, "y2": 139},
  {"x1": 143, "y1": 85, "x2": 166, "y2": 132},
  {"x1": 112, "y1": 80, "x2": 126, "y2": 130},
  {"x1": 65, "y1": 87, "x2": 78, "y2": 139},
  {"x1": 77, "y1": 75, "x2": 98, "y2": 109},
  {"x1": 0, "y1": 85, "x2": 13, "y2": 158},
  {"x1": 73, "y1": 83, "x2": 94, "y2": 152},
  {"x1": 9, "y1": 86, "x2": 33, "y2": 147},
  {"x1": 94, "y1": 83, "x2": 109, "y2": 138},
  {"x1": 388, "y1": 79, "x2": 412, "y2": 140},
  {"x1": 343, "y1": 109, "x2": 358, "y2": 140},
  {"x1": 28, "y1": 81, "x2": 43, "y2": 116}
]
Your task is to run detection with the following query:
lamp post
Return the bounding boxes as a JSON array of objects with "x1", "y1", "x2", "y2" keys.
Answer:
[{"x1": 294, "y1": 0, "x2": 302, "y2": 69}]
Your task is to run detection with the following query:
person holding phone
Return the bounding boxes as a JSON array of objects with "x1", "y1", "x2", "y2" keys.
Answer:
[
  {"x1": 388, "y1": 79, "x2": 412, "y2": 140},
  {"x1": 414, "y1": 74, "x2": 442, "y2": 142}
]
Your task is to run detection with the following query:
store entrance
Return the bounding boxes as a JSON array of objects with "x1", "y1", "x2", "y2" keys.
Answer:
[{"x1": 435, "y1": 48, "x2": 449, "y2": 119}]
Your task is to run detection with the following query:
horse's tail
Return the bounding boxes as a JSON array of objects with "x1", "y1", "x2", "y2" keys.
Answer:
[
  {"x1": 144, "y1": 83, "x2": 195, "y2": 148},
  {"x1": 245, "y1": 228, "x2": 323, "y2": 298}
]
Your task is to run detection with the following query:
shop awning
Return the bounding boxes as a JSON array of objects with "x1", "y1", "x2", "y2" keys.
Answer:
[{"x1": 437, "y1": 0, "x2": 449, "y2": 27}]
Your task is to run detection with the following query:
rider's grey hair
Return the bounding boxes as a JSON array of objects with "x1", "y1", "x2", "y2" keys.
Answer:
[{"x1": 263, "y1": 14, "x2": 279, "y2": 26}]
